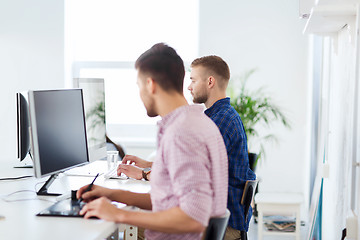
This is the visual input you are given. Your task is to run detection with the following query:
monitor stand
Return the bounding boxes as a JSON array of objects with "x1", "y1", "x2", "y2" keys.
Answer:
[{"x1": 37, "y1": 173, "x2": 61, "y2": 196}]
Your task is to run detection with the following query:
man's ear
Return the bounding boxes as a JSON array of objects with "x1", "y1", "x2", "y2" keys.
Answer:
[
  {"x1": 208, "y1": 76, "x2": 216, "y2": 89},
  {"x1": 146, "y1": 77, "x2": 156, "y2": 94}
]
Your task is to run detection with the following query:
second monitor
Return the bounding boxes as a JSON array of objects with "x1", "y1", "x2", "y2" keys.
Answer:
[{"x1": 73, "y1": 78, "x2": 107, "y2": 162}]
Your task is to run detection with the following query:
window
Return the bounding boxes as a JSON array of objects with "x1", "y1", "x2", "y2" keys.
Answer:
[{"x1": 65, "y1": 0, "x2": 198, "y2": 149}]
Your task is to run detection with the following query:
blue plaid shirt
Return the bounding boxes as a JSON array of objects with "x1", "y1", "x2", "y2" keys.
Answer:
[{"x1": 205, "y1": 97, "x2": 256, "y2": 231}]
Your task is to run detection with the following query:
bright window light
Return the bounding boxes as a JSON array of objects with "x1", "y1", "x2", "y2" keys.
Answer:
[{"x1": 66, "y1": 0, "x2": 199, "y2": 126}]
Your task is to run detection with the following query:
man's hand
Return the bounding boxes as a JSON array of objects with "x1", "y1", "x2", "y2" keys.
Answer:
[
  {"x1": 80, "y1": 197, "x2": 125, "y2": 222},
  {"x1": 117, "y1": 164, "x2": 143, "y2": 180},
  {"x1": 121, "y1": 155, "x2": 153, "y2": 168},
  {"x1": 77, "y1": 184, "x2": 111, "y2": 202}
]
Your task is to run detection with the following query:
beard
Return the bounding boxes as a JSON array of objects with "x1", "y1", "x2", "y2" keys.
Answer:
[
  {"x1": 146, "y1": 105, "x2": 157, "y2": 117},
  {"x1": 143, "y1": 95, "x2": 158, "y2": 117},
  {"x1": 192, "y1": 91, "x2": 208, "y2": 104}
]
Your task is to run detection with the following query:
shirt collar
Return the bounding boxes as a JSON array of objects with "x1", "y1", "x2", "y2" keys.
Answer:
[{"x1": 205, "y1": 97, "x2": 230, "y2": 116}]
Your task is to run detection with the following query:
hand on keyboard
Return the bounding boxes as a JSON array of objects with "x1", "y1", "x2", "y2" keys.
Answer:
[{"x1": 103, "y1": 168, "x2": 129, "y2": 180}]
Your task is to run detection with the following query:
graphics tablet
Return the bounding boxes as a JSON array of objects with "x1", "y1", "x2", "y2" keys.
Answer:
[{"x1": 37, "y1": 199, "x2": 86, "y2": 218}]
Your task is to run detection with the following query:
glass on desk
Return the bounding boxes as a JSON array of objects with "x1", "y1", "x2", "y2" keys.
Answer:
[{"x1": 107, "y1": 151, "x2": 119, "y2": 170}]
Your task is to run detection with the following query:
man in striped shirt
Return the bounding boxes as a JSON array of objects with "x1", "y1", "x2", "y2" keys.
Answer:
[
  {"x1": 78, "y1": 43, "x2": 228, "y2": 240},
  {"x1": 188, "y1": 56, "x2": 256, "y2": 239}
]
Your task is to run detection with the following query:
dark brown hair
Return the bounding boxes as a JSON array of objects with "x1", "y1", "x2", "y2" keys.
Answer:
[
  {"x1": 135, "y1": 43, "x2": 185, "y2": 93},
  {"x1": 191, "y1": 55, "x2": 230, "y2": 85}
]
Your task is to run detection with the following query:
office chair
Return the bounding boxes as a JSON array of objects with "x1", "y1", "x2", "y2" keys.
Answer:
[
  {"x1": 240, "y1": 179, "x2": 259, "y2": 240},
  {"x1": 203, "y1": 209, "x2": 231, "y2": 240}
]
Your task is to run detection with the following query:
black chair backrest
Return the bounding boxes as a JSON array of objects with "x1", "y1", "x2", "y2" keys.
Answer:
[
  {"x1": 203, "y1": 209, "x2": 231, "y2": 240},
  {"x1": 241, "y1": 179, "x2": 258, "y2": 223}
]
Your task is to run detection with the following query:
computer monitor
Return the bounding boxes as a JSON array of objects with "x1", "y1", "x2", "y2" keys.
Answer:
[
  {"x1": 16, "y1": 92, "x2": 32, "y2": 166},
  {"x1": 73, "y1": 78, "x2": 107, "y2": 162},
  {"x1": 28, "y1": 89, "x2": 89, "y2": 196}
]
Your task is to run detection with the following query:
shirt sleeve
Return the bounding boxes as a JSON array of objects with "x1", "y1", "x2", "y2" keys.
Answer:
[{"x1": 164, "y1": 132, "x2": 213, "y2": 227}]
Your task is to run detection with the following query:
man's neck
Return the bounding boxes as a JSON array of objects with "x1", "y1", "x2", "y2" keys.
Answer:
[
  {"x1": 157, "y1": 92, "x2": 189, "y2": 117},
  {"x1": 204, "y1": 91, "x2": 227, "y2": 109}
]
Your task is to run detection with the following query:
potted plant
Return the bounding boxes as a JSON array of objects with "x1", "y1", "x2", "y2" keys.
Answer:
[{"x1": 228, "y1": 69, "x2": 291, "y2": 171}]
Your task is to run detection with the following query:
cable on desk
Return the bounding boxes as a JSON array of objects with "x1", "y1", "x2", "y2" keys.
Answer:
[
  {"x1": 2, "y1": 190, "x2": 56, "y2": 203},
  {"x1": 0, "y1": 175, "x2": 33, "y2": 181}
]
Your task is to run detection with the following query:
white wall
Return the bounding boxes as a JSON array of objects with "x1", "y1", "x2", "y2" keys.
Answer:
[
  {"x1": 199, "y1": 0, "x2": 310, "y2": 217},
  {"x1": 0, "y1": 0, "x2": 64, "y2": 160}
]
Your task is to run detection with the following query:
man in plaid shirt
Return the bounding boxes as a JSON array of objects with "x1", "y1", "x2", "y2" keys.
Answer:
[{"x1": 188, "y1": 55, "x2": 256, "y2": 239}]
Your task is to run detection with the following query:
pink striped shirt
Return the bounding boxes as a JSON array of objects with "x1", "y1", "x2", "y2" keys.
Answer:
[{"x1": 145, "y1": 105, "x2": 228, "y2": 240}]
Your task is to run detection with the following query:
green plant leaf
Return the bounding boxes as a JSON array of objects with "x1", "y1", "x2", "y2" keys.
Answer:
[{"x1": 228, "y1": 69, "x2": 291, "y2": 164}]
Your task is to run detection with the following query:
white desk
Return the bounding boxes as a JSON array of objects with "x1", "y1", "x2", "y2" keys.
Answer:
[{"x1": 0, "y1": 159, "x2": 150, "y2": 240}]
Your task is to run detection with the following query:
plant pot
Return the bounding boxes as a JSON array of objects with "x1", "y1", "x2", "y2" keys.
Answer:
[{"x1": 248, "y1": 152, "x2": 258, "y2": 172}]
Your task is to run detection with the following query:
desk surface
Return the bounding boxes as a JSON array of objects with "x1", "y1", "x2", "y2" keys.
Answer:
[{"x1": 0, "y1": 159, "x2": 150, "y2": 240}]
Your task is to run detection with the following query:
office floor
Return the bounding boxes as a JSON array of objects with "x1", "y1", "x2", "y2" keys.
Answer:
[{"x1": 247, "y1": 218, "x2": 308, "y2": 240}]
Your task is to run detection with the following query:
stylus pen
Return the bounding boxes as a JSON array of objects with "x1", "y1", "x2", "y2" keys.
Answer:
[{"x1": 78, "y1": 173, "x2": 99, "y2": 203}]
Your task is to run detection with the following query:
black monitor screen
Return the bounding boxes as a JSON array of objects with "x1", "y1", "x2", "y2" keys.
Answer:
[{"x1": 29, "y1": 89, "x2": 89, "y2": 177}]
